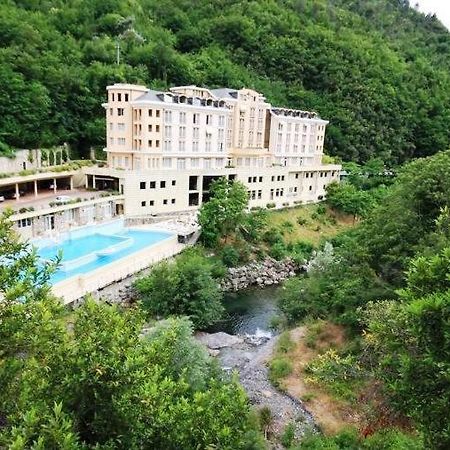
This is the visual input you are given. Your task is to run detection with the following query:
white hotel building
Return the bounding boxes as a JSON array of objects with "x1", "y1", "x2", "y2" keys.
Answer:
[{"x1": 86, "y1": 84, "x2": 341, "y2": 217}]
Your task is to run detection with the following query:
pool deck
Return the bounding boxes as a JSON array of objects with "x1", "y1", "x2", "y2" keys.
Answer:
[{"x1": 51, "y1": 224, "x2": 185, "y2": 304}]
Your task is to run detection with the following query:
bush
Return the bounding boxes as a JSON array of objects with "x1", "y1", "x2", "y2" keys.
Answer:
[
  {"x1": 276, "y1": 331, "x2": 295, "y2": 353},
  {"x1": 297, "y1": 216, "x2": 309, "y2": 226},
  {"x1": 280, "y1": 220, "x2": 294, "y2": 233},
  {"x1": 269, "y1": 242, "x2": 287, "y2": 260},
  {"x1": 304, "y1": 349, "x2": 362, "y2": 401},
  {"x1": 266, "y1": 202, "x2": 276, "y2": 209},
  {"x1": 269, "y1": 357, "x2": 293, "y2": 387},
  {"x1": 263, "y1": 227, "x2": 284, "y2": 245},
  {"x1": 135, "y1": 249, "x2": 224, "y2": 329},
  {"x1": 221, "y1": 245, "x2": 240, "y2": 267},
  {"x1": 281, "y1": 422, "x2": 295, "y2": 448}
]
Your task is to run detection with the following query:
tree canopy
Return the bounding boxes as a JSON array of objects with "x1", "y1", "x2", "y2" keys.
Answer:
[{"x1": 1, "y1": 0, "x2": 450, "y2": 161}]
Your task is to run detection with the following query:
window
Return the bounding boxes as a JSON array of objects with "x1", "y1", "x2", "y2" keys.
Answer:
[
  {"x1": 117, "y1": 108, "x2": 124, "y2": 116},
  {"x1": 248, "y1": 176, "x2": 252, "y2": 183},
  {"x1": 259, "y1": 176, "x2": 263, "y2": 182},
  {"x1": 156, "y1": 125, "x2": 160, "y2": 132},
  {"x1": 172, "y1": 180, "x2": 176, "y2": 186},
  {"x1": 177, "y1": 158, "x2": 186, "y2": 170},
  {"x1": 17, "y1": 218, "x2": 32, "y2": 228},
  {"x1": 206, "y1": 114, "x2": 212, "y2": 125},
  {"x1": 164, "y1": 140, "x2": 171, "y2": 151},
  {"x1": 193, "y1": 113, "x2": 199, "y2": 124},
  {"x1": 164, "y1": 110, "x2": 172, "y2": 123},
  {"x1": 140, "y1": 182, "x2": 146, "y2": 189},
  {"x1": 219, "y1": 115, "x2": 225, "y2": 127},
  {"x1": 148, "y1": 109, "x2": 153, "y2": 117},
  {"x1": 165, "y1": 125, "x2": 171, "y2": 137},
  {"x1": 163, "y1": 158, "x2": 172, "y2": 168},
  {"x1": 179, "y1": 126, "x2": 186, "y2": 138},
  {"x1": 160, "y1": 181, "x2": 166, "y2": 188},
  {"x1": 148, "y1": 140, "x2": 152, "y2": 148},
  {"x1": 118, "y1": 123, "x2": 125, "y2": 131},
  {"x1": 155, "y1": 140, "x2": 160, "y2": 148},
  {"x1": 141, "y1": 201, "x2": 146, "y2": 207},
  {"x1": 203, "y1": 158, "x2": 211, "y2": 169},
  {"x1": 125, "y1": 93, "x2": 129, "y2": 101},
  {"x1": 109, "y1": 122, "x2": 113, "y2": 131},
  {"x1": 163, "y1": 199, "x2": 168, "y2": 205},
  {"x1": 149, "y1": 181, "x2": 156, "y2": 189},
  {"x1": 193, "y1": 141, "x2": 199, "y2": 152},
  {"x1": 118, "y1": 93, "x2": 122, "y2": 102},
  {"x1": 179, "y1": 140, "x2": 185, "y2": 152},
  {"x1": 193, "y1": 127, "x2": 199, "y2": 139},
  {"x1": 111, "y1": 93, "x2": 115, "y2": 101},
  {"x1": 257, "y1": 190, "x2": 262, "y2": 199},
  {"x1": 309, "y1": 185, "x2": 312, "y2": 191},
  {"x1": 109, "y1": 138, "x2": 114, "y2": 145},
  {"x1": 156, "y1": 110, "x2": 160, "y2": 118},
  {"x1": 295, "y1": 173, "x2": 299, "y2": 179},
  {"x1": 109, "y1": 108, "x2": 113, "y2": 116},
  {"x1": 171, "y1": 198, "x2": 176, "y2": 204},
  {"x1": 179, "y1": 112, "x2": 186, "y2": 124},
  {"x1": 149, "y1": 200, "x2": 154, "y2": 206},
  {"x1": 118, "y1": 138, "x2": 125, "y2": 145},
  {"x1": 271, "y1": 176, "x2": 275, "y2": 182}
]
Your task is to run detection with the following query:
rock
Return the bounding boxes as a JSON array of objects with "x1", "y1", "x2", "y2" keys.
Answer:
[
  {"x1": 262, "y1": 390, "x2": 273, "y2": 398},
  {"x1": 196, "y1": 332, "x2": 244, "y2": 349},
  {"x1": 208, "y1": 349, "x2": 220, "y2": 357}
]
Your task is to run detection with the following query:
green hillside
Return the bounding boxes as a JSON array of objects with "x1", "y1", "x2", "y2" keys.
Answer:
[{"x1": 1, "y1": 0, "x2": 449, "y2": 163}]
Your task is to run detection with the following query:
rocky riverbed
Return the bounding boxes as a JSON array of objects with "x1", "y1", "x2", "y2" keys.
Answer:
[
  {"x1": 196, "y1": 331, "x2": 316, "y2": 447},
  {"x1": 220, "y1": 257, "x2": 303, "y2": 292}
]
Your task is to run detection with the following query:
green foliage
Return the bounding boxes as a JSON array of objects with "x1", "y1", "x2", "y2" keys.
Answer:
[
  {"x1": 0, "y1": 211, "x2": 59, "y2": 302},
  {"x1": 135, "y1": 248, "x2": 224, "y2": 329},
  {"x1": 268, "y1": 357, "x2": 293, "y2": 387},
  {"x1": 363, "y1": 245, "x2": 450, "y2": 448},
  {"x1": 0, "y1": 296, "x2": 261, "y2": 448},
  {"x1": 276, "y1": 331, "x2": 295, "y2": 354},
  {"x1": 269, "y1": 241, "x2": 288, "y2": 261},
  {"x1": 326, "y1": 182, "x2": 375, "y2": 219},
  {"x1": 280, "y1": 422, "x2": 295, "y2": 448},
  {"x1": 198, "y1": 178, "x2": 249, "y2": 247},
  {"x1": 220, "y1": 244, "x2": 240, "y2": 267},
  {"x1": 305, "y1": 349, "x2": 362, "y2": 401},
  {"x1": 295, "y1": 427, "x2": 423, "y2": 450},
  {"x1": 1, "y1": 0, "x2": 450, "y2": 161}
]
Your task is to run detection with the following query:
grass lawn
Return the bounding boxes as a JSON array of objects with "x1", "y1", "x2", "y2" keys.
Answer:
[{"x1": 266, "y1": 203, "x2": 355, "y2": 246}]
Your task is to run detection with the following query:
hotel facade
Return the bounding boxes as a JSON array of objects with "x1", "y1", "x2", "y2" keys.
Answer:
[{"x1": 87, "y1": 83, "x2": 341, "y2": 217}]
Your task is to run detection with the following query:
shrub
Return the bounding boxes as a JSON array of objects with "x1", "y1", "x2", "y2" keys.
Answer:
[
  {"x1": 280, "y1": 422, "x2": 295, "y2": 448},
  {"x1": 297, "y1": 216, "x2": 308, "y2": 226},
  {"x1": 269, "y1": 242, "x2": 287, "y2": 260},
  {"x1": 135, "y1": 249, "x2": 224, "y2": 329},
  {"x1": 221, "y1": 245, "x2": 240, "y2": 267},
  {"x1": 276, "y1": 331, "x2": 295, "y2": 353},
  {"x1": 266, "y1": 202, "x2": 276, "y2": 209},
  {"x1": 263, "y1": 228, "x2": 284, "y2": 245},
  {"x1": 269, "y1": 357, "x2": 293, "y2": 387},
  {"x1": 280, "y1": 220, "x2": 294, "y2": 233},
  {"x1": 304, "y1": 349, "x2": 362, "y2": 401}
]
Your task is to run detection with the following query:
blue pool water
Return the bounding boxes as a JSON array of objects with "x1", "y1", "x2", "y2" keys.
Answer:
[{"x1": 35, "y1": 224, "x2": 173, "y2": 284}]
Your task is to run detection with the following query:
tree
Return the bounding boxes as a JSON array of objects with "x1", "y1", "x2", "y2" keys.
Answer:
[
  {"x1": 326, "y1": 181, "x2": 374, "y2": 220},
  {"x1": 0, "y1": 211, "x2": 59, "y2": 302},
  {"x1": 198, "y1": 178, "x2": 249, "y2": 246},
  {"x1": 135, "y1": 248, "x2": 224, "y2": 329},
  {"x1": 0, "y1": 215, "x2": 263, "y2": 449}
]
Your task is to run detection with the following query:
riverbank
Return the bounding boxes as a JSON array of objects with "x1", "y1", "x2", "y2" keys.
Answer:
[{"x1": 196, "y1": 330, "x2": 317, "y2": 447}]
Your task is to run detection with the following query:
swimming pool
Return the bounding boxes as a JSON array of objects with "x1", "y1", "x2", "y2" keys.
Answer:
[{"x1": 34, "y1": 220, "x2": 174, "y2": 284}]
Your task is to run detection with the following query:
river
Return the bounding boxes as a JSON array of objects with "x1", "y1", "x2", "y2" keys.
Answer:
[{"x1": 208, "y1": 285, "x2": 282, "y2": 335}]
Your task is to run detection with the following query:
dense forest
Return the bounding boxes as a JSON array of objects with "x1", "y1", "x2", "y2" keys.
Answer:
[{"x1": 1, "y1": 0, "x2": 450, "y2": 162}]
